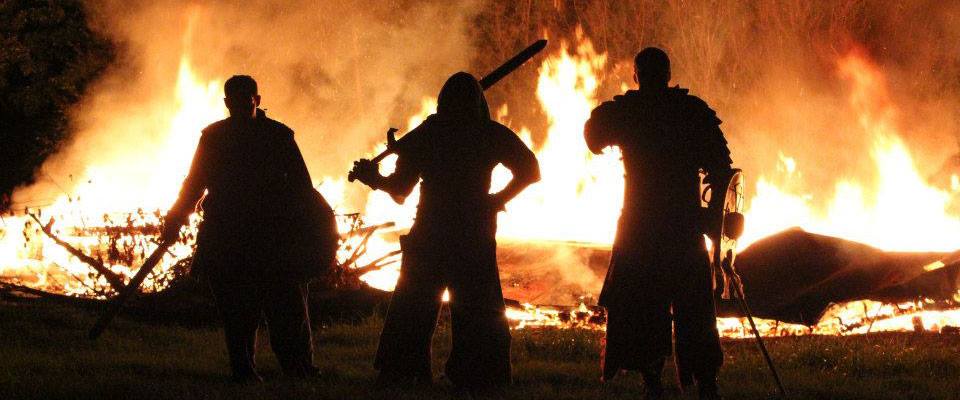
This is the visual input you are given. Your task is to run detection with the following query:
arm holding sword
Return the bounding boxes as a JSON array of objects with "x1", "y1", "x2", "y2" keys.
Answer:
[
  {"x1": 350, "y1": 116, "x2": 540, "y2": 212},
  {"x1": 347, "y1": 38, "x2": 547, "y2": 194}
]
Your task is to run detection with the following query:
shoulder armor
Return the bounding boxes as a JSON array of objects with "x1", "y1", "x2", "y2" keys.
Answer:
[
  {"x1": 669, "y1": 86, "x2": 691, "y2": 96},
  {"x1": 671, "y1": 88, "x2": 720, "y2": 125},
  {"x1": 611, "y1": 89, "x2": 641, "y2": 103}
]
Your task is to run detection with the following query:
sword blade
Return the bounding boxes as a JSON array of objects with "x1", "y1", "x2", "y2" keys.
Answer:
[
  {"x1": 353, "y1": 39, "x2": 549, "y2": 171},
  {"x1": 88, "y1": 241, "x2": 172, "y2": 339},
  {"x1": 478, "y1": 39, "x2": 548, "y2": 90}
]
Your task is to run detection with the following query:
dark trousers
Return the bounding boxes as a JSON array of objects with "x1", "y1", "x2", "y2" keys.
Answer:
[
  {"x1": 602, "y1": 247, "x2": 722, "y2": 384},
  {"x1": 208, "y1": 276, "x2": 314, "y2": 378},
  {"x1": 374, "y1": 235, "x2": 511, "y2": 389}
]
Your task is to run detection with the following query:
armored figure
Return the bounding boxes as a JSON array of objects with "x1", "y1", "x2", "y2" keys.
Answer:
[
  {"x1": 162, "y1": 75, "x2": 325, "y2": 383},
  {"x1": 350, "y1": 72, "x2": 540, "y2": 393},
  {"x1": 585, "y1": 48, "x2": 733, "y2": 399}
]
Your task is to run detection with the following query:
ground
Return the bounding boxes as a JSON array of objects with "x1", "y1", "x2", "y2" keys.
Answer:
[{"x1": 1, "y1": 300, "x2": 958, "y2": 400}]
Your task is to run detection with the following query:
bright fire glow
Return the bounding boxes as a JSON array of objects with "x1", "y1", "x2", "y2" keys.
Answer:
[
  {"x1": 495, "y1": 32, "x2": 624, "y2": 243},
  {"x1": 740, "y1": 54, "x2": 960, "y2": 250},
  {"x1": 0, "y1": 53, "x2": 221, "y2": 296},
  {"x1": 1, "y1": 27, "x2": 958, "y2": 336}
]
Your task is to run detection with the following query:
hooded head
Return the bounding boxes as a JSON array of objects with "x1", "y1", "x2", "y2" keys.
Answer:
[{"x1": 436, "y1": 72, "x2": 490, "y2": 123}]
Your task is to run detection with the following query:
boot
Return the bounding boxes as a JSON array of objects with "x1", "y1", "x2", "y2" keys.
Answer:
[
  {"x1": 695, "y1": 373, "x2": 721, "y2": 400},
  {"x1": 640, "y1": 359, "x2": 665, "y2": 400}
]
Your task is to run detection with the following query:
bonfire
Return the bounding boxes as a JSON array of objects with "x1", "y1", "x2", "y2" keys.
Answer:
[{"x1": 2, "y1": 22, "x2": 959, "y2": 339}]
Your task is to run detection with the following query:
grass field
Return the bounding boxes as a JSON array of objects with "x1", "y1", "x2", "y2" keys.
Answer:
[{"x1": 1, "y1": 300, "x2": 958, "y2": 400}]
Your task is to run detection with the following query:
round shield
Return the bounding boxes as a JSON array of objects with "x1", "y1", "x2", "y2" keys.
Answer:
[{"x1": 710, "y1": 169, "x2": 744, "y2": 298}]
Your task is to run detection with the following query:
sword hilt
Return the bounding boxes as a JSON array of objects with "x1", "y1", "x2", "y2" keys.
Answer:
[
  {"x1": 348, "y1": 128, "x2": 398, "y2": 182},
  {"x1": 348, "y1": 39, "x2": 548, "y2": 184}
]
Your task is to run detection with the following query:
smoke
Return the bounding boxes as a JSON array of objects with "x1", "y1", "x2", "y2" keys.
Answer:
[
  {"x1": 587, "y1": 1, "x2": 960, "y2": 203},
  {"x1": 479, "y1": 1, "x2": 960, "y2": 297},
  {"x1": 24, "y1": 1, "x2": 959, "y2": 214},
  {"x1": 13, "y1": 0, "x2": 480, "y2": 210},
  {"x1": 12, "y1": 1, "x2": 960, "y2": 302}
]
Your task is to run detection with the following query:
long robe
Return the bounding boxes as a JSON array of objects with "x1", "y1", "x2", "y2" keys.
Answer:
[
  {"x1": 585, "y1": 87, "x2": 732, "y2": 381},
  {"x1": 166, "y1": 109, "x2": 319, "y2": 377},
  {"x1": 373, "y1": 74, "x2": 539, "y2": 389}
]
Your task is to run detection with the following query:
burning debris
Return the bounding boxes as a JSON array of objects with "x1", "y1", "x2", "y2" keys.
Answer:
[
  {"x1": 720, "y1": 228, "x2": 960, "y2": 326},
  {"x1": 1, "y1": 207, "x2": 194, "y2": 297},
  {"x1": 5, "y1": 205, "x2": 959, "y2": 338},
  {"x1": 505, "y1": 300, "x2": 606, "y2": 330},
  {"x1": 0, "y1": 207, "x2": 397, "y2": 300}
]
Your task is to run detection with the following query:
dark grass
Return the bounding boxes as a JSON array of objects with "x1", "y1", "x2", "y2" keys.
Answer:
[{"x1": 1, "y1": 300, "x2": 959, "y2": 400}]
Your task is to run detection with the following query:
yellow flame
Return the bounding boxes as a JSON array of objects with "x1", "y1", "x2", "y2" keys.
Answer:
[
  {"x1": 741, "y1": 53, "x2": 960, "y2": 251},
  {"x1": 495, "y1": 32, "x2": 622, "y2": 243},
  {"x1": 3, "y1": 30, "x2": 959, "y2": 336},
  {"x1": 0, "y1": 48, "x2": 222, "y2": 296}
]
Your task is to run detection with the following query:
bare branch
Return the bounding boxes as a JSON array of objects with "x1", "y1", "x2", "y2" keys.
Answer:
[
  {"x1": 28, "y1": 213, "x2": 125, "y2": 291},
  {"x1": 348, "y1": 249, "x2": 402, "y2": 277}
]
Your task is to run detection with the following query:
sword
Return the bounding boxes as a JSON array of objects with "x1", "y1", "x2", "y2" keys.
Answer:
[
  {"x1": 478, "y1": 39, "x2": 548, "y2": 89},
  {"x1": 348, "y1": 39, "x2": 548, "y2": 180},
  {"x1": 88, "y1": 239, "x2": 173, "y2": 339}
]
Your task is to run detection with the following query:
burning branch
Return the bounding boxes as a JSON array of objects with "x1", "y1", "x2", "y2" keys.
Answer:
[
  {"x1": 341, "y1": 221, "x2": 395, "y2": 240},
  {"x1": 28, "y1": 213, "x2": 126, "y2": 291},
  {"x1": 0, "y1": 281, "x2": 100, "y2": 305},
  {"x1": 348, "y1": 250, "x2": 402, "y2": 277},
  {"x1": 339, "y1": 221, "x2": 395, "y2": 269}
]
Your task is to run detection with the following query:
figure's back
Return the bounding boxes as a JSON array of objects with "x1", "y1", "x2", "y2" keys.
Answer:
[
  {"x1": 586, "y1": 88, "x2": 730, "y2": 236},
  {"x1": 401, "y1": 118, "x2": 517, "y2": 238},
  {"x1": 382, "y1": 72, "x2": 539, "y2": 242},
  {"x1": 198, "y1": 113, "x2": 308, "y2": 235}
]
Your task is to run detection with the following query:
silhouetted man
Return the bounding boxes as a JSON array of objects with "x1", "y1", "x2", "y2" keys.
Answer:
[
  {"x1": 162, "y1": 75, "x2": 319, "y2": 383},
  {"x1": 585, "y1": 48, "x2": 733, "y2": 399},
  {"x1": 350, "y1": 72, "x2": 540, "y2": 393}
]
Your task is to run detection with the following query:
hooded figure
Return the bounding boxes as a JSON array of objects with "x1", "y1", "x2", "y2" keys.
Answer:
[{"x1": 350, "y1": 72, "x2": 540, "y2": 392}]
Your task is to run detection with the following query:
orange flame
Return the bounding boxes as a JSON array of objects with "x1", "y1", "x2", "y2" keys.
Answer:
[
  {"x1": 741, "y1": 52, "x2": 960, "y2": 251},
  {"x1": 2, "y1": 28, "x2": 958, "y2": 336}
]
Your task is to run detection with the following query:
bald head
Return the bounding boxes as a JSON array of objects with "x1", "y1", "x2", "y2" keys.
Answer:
[{"x1": 634, "y1": 47, "x2": 671, "y2": 89}]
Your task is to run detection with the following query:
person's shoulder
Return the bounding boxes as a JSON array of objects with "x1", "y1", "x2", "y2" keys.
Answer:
[
  {"x1": 669, "y1": 86, "x2": 710, "y2": 110},
  {"x1": 669, "y1": 86, "x2": 720, "y2": 123},
  {"x1": 615, "y1": 89, "x2": 642, "y2": 102},
  {"x1": 199, "y1": 119, "x2": 231, "y2": 144},
  {"x1": 262, "y1": 115, "x2": 295, "y2": 137},
  {"x1": 599, "y1": 90, "x2": 639, "y2": 109},
  {"x1": 486, "y1": 120, "x2": 530, "y2": 149},
  {"x1": 486, "y1": 119, "x2": 517, "y2": 136},
  {"x1": 403, "y1": 114, "x2": 437, "y2": 141},
  {"x1": 201, "y1": 118, "x2": 229, "y2": 135},
  {"x1": 590, "y1": 90, "x2": 641, "y2": 121},
  {"x1": 392, "y1": 115, "x2": 437, "y2": 156}
]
